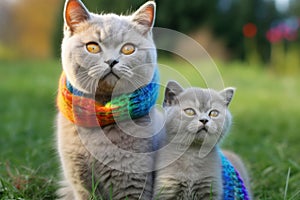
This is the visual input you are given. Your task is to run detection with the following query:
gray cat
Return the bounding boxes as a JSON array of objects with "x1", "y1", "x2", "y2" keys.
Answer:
[
  {"x1": 153, "y1": 81, "x2": 251, "y2": 200},
  {"x1": 56, "y1": 0, "x2": 163, "y2": 199}
]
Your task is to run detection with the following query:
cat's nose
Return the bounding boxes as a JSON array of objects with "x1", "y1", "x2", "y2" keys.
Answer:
[
  {"x1": 199, "y1": 119, "x2": 209, "y2": 125},
  {"x1": 105, "y1": 59, "x2": 119, "y2": 68}
]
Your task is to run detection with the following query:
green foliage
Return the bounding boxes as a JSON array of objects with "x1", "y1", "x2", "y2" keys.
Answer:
[
  {"x1": 0, "y1": 43, "x2": 17, "y2": 60},
  {"x1": 290, "y1": 0, "x2": 300, "y2": 16},
  {"x1": 155, "y1": 0, "x2": 217, "y2": 32},
  {"x1": 0, "y1": 166, "x2": 57, "y2": 200},
  {"x1": 211, "y1": 0, "x2": 279, "y2": 61},
  {"x1": 1, "y1": 59, "x2": 300, "y2": 199}
]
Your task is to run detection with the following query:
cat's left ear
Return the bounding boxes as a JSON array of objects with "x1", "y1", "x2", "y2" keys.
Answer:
[
  {"x1": 131, "y1": 1, "x2": 156, "y2": 34},
  {"x1": 64, "y1": 0, "x2": 90, "y2": 33},
  {"x1": 163, "y1": 81, "x2": 184, "y2": 107},
  {"x1": 219, "y1": 87, "x2": 236, "y2": 106}
]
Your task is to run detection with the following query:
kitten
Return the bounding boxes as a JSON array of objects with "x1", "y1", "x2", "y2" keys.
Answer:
[
  {"x1": 56, "y1": 0, "x2": 163, "y2": 199},
  {"x1": 153, "y1": 81, "x2": 251, "y2": 200}
]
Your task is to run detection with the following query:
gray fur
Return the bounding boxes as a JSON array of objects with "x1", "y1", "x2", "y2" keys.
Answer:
[
  {"x1": 154, "y1": 82, "x2": 250, "y2": 199},
  {"x1": 56, "y1": 1, "x2": 162, "y2": 199}
]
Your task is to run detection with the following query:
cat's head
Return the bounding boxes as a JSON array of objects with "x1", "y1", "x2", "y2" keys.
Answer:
[
  {"x1": 163, "y1": 81, "x2": 235, "y2": 146},
  {"x1": 61, "y1": 0, "x2": 157, "y2": 95}
]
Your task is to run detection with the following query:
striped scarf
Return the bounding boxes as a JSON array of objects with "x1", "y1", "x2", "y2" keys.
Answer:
[
  {"x1": 220, "y1": 151, "x2": 250, "y2": 200},
  {"x1": 57, "y1": 69, "x2": 159, "y2": 127}
]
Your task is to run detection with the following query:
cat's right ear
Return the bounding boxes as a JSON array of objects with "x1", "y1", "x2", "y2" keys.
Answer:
[
  {"x1": 163, "y1": 81, "x2": 184, "y2": 107},
  {"x1": 132, "y1": 1, "x2": 156, "y2": 34},
  {"x1": 64, "y1": 0, "x2": 90, "y2": 33},
  {"x1": 219, "y1": 87, "x2": 236, "y2": 106}
]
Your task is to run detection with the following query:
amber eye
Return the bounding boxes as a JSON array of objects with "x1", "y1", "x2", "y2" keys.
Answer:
[
  {"x1": 86, "y1": 42, "x2": 101, "y2": 54},
  {"x1": 184, "y1": 108, "x2": 196, "y2": 116},
  {"x1": 121, "y1": 43, "x2": 135, "y2": 55},
  {"x1": 209, "y1": 110, "x2": 219, "y2": 118}
]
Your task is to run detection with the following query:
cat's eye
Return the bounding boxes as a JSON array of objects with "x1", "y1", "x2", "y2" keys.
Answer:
[
  {"x1": 209, "y1": 110, "x2": 219, "y2": 118},
  {"x1": 121, "y1": 43, "x2": 135, "y2": 55},
  {"x1": 86, "y1": 42, "x2": 101, "y2": 54},
  {"x1": 184, "y1": 108, "x2": 196, "y2": 116}
]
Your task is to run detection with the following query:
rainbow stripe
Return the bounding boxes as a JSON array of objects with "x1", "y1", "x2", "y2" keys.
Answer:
[
  {"x1": 57, "y1": 69, "x2": 159, "y2": 127},
  {"x1": 220, "y1": 151, "x2": 250, "y2": 200}
]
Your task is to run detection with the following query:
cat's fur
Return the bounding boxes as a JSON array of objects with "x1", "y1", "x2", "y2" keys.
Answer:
[
  {"x1": 153, "y1": 81, "x2": 251, "y2": 200},
  {"x1": 56, "y1": 0, "x2": 163, "y2": 199}
]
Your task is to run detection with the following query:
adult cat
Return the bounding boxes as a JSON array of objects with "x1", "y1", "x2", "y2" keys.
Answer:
[
  {"x1": 153, "y1": 81, "x2": 251, "y2": 200},
  {"x1": 56, "y1": 0, "x2": 163, "y2": 199}
]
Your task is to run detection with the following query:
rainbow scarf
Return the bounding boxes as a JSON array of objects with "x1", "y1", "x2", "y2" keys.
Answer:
[
  {"x1": 57, "y1": 69, "x2": 159, "y2": 127},
  {"x1": 220, "y1": 151, "x2": 250, "y2": 200}
]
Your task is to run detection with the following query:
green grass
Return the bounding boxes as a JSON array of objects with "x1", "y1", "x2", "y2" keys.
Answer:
[
  {"x1": 0, "y1": 59, "x2": 300, "y2": 199},
  {"x1": 0, "y1": 60, "x2": 61, "y2": 199}
]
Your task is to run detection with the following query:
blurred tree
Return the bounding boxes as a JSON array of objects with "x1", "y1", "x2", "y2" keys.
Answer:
[
  {"x1": 155, "y1": 0, "x2": 217, "y2": 32},
  {"x1": 0, "y1": 1, "x2": 16, "y2": 59},
  {"x1": 212, "y1": 0, "x2": 280, "y2": 61},
  {"x1": 290, "y1": 0, "x2": 300, "y2": 15},
  {"x1": 0, "y1": 2, "x2": 12, "y2": 44},
  {"x1": 2, "y1": 0, "x2": 61, "y2": 59}
]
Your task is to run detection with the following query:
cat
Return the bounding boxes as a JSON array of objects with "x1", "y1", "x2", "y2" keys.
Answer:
[
  {"x1": 153, "y1": 81, "x2": 251, "y2": 200},
  {"x1": 56, "y1": 0, "x2": 164, "y2": 199}
]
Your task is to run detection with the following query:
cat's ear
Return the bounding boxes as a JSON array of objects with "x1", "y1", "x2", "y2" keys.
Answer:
[
  {"x1": 64, "y1": 0, "x2": 90, "y2": 32},
  {"x1": 131, "y1": 1, "x2": 156, "y2": 34},
  {"x1": 219, "y1": 87, "x2": 236, "y2": 106},
  {"x1": 163, "y1": 81, "x2": 184, "y2": 107}
]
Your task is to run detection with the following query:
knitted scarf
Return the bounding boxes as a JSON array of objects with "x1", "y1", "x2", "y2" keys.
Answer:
[
  {"x1": 220, "y1": 151, "x2": 250, "y2": 200},
  {"x1": 57, "y1": 69, "x2": 159, "y2": 127}
]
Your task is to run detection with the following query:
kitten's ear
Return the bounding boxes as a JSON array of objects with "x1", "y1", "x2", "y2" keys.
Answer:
[
  {"x1": 163, "y1": 81, "x2": 184, "y2": 107},
  {"x1": 219, "y1": 87, "x2": 236, "y2": 106},
  {"x1": 64, "y1": 0, "x2": 90, "y2": 32},
  {"x1": 131, "y1": 1, "x2": 156, "y2": 34}
]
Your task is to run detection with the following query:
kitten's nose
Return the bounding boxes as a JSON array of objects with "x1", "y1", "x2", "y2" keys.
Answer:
[
  {"x1": 105, "y1": 59, "x2": 119, "y2": 68},
  {"x1": 200, "y1": 119, "x2": 209, "y2": 125}
]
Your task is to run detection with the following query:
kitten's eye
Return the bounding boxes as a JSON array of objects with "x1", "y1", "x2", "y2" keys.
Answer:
[
  {"x1": 121, "y1": 43, "x2": 135, "y2": 55},
  {"x1": 184, "y1": 108, "x2": 196, "y2": 116},
  {"x1": 209, "y1": 110, "x2": 219, "y2": 118},
  {"x1": 86, "y1": 42, "x2": 101, "y2": 54}
]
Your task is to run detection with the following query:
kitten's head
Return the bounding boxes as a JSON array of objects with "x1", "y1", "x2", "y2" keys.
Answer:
[
  {"x1": 163, "y1": 81, "x2": 235, "y2": 146},
  {"x1": 61, "y1": 0, "x2": 157, "y2": 95}
]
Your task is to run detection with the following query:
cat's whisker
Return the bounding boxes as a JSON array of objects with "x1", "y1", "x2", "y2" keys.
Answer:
[
  {"x1": 77, "y1": 74, "x2": 92, "y2": 92},
  {"x1": 129, "y1": 78, "x2": 147, "y2": 91},
  {"x1": 114, "y1": 65, "x2": 133, "y2": 78},
  {"x1": 76, "y1": 71, "x2": 88, "y2": 82},
  {"x1": 88, "y1": 66, "x2": 100, "y2": 77},
  {"x1": 90, "y1": 78, "x2": 99, "y2": 94},
  {"x1": 88, "y1": 65, "x2": 109, "y2": 79}
]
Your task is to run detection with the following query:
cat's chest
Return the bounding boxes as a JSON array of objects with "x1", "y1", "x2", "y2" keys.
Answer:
[
  {"x1": 156, "y1": 149, "x2": 222, "y2": 200},
  {"x1": 178, "y1": 152, "x2": 205, "y2": 170},
  {"x1": 76, "y1": 121, "x2": 153, "y2": 152},
  {"x1": 172, "y1": 148, "x2": 221, "y2": 179}
]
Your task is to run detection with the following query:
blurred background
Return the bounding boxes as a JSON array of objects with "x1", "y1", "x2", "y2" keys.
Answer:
[
  {"x1": 1, "y1": 0, "x2": 300, "y2": 70},
  {"x1": 0, "y1": 0, "x2": 300, "y2": 199}
]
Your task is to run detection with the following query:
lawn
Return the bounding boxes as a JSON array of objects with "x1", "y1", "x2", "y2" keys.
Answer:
[{"x1": 0, "y1": 59, "x2": 299, "y2": 199}]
